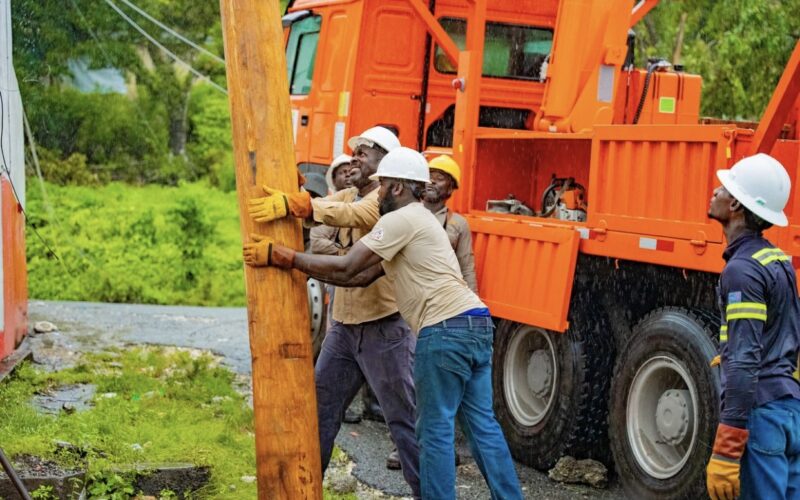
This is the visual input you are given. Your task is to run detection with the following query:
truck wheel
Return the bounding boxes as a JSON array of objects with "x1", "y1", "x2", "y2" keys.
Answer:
[
  {"x1": 307, "y1": 278, "x2": 327, "y2": 360},
  {"x1": 492, "y1": 319, "x2": 612, "y2": 470},
  {"x1": 609, "y1": 308, "x2": 720, "y2": 499}
]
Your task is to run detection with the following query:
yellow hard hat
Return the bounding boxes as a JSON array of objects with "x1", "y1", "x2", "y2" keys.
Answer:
[{"x1": 428, "y1": 155, "x2": 461, "y2": 187}]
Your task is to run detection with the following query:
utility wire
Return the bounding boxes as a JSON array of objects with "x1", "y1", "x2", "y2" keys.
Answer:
[
  {"x1": 116, "y1": 0, "x2": 225, "y2": 65},
  {"x1": 68, "y1": 0, "x2": 164, "y2": 152},
  {"x1": 102, "y1": 0, "x2": 228, "y2": 95},
  {"x1": 0, "y1": 90, "x2": 62, "y2": 263}
]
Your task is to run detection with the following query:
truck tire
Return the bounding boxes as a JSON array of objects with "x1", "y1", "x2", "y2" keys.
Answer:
[
  {"x1": 609, "y1": 307, "x2": 720, "y2": 499},
  {"x1": 492, "y1": 318, "x2": 613, "y2": 470},
  {"x1": 307, "y1": 278, "x2": 327, "y2": 361}
]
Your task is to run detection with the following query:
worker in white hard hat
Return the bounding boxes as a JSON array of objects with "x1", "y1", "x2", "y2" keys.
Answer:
[
  {"x1": 244, "y1": 147, "x2": 523, "y2": 500},
  {"x1": 246, "y1": 127, "x2": 421, "y2": 496},
  {"x1": 310, "y1": 154, "x2": 354, "y2": 255},
  {"x1": 384, "y1": 153, "x2": 476, "y2": 471},
  {"x1": 706, "y1": 153, "x2": 800, "y2": 500}
]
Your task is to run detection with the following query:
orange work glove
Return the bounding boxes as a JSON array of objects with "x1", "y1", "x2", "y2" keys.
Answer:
[
  {"x1": 242, "y1": 234, "x2": 296, "y2": 269},
  {"x1": 707, "y1": 423, "x2": 749, "y2": 500},
  {"x1": 710, "y1": 355, "x2": 721, "y2": 367},
  {"x1": 297, "y1": 170, "x2": 307, "y2": 188},
  {"x1": 248, "y1": 186, "x2": 312, "y2": 223}
]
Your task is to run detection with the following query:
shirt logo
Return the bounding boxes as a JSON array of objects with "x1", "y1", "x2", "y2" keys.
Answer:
[
  {"x1": 728, "y1": 291, "x2": 742, "y2": 304},
  {"x1": 370, "y1": 228, "x2": 384, "y2": 241}
]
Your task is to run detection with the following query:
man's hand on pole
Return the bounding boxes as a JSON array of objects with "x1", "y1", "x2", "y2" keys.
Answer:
[
  {"x1": 706, "y1": 423, "x2": 749, "y2": 500},
  {"x1": 248, "y1": 185, "x2": 312, "y2": 222},
  {"x1": 243, "y1": 233, "x2": 296, "y2": 269}
]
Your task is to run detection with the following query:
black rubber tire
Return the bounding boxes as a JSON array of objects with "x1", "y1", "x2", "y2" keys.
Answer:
[
  {"x1": 609, "y1": 307, "x2": 720, "y2": 499},
  {"x1": 492, "y1": 318, "x2": 613, "y2": 470},
  {"x1": 308, "y1": 280, "x2": 328, "y2": 362}
]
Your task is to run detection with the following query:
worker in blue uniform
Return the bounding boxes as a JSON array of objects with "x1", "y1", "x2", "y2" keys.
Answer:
[{"x1": 706, "y1": 153, "x2": 800, "y2": 500}]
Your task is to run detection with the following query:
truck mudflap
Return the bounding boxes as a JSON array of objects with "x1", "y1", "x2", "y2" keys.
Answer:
[{"x1": 466, "y1": 215, "x2": 579, "y2": 332}]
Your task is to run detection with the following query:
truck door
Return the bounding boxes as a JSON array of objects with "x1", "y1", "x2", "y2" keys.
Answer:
[
  {"x1": 285, "y1": 7, "x2": 361, "y2": 188},
  {"x1": 284, "y1": 12, "x2": 322, "y2": 170}
]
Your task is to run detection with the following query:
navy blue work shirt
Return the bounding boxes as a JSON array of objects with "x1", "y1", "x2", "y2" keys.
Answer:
[{"x1": 717, "y1": 231, "x2": 800, "y2": 428}]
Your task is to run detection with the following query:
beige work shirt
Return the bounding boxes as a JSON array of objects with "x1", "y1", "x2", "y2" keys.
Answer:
[
  {"x1": 308, "y1": 188, "x2": 357, "y2": 256},
  {"x1": 433, "y1": 206, "x2": 478, "y2": 293},
  {"x1": 361, "y1": 202, "x2": 485, "y2": 332},
  {"x1": 310, "y1": 186, "x2": 398, "y2": 324}
]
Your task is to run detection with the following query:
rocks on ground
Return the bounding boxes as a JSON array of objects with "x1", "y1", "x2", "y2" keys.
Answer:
[{"x1": 548, "y1": 456, "x2": 608, "y2": 489}]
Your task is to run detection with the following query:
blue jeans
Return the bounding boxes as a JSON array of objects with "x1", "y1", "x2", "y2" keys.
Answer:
[
  {"x1": 414, "y1": 315, "x2": 523, "y2": 500},
  {"x1": 741, "y1": 397, "x2": 800, "y2": 499}
]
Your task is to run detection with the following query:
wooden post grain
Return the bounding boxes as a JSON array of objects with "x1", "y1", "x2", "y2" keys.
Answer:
[{"x1": 219, "y1": 1, "x2": 322, "y2": 498}]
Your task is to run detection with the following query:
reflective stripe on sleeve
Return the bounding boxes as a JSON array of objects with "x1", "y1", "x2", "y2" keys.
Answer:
[
  {"x1": 726, "y1": 302, "x2": 767, "y2": 321},
  {"x1": 720, "y1": 325, "x2": 728, "y2": 342},
  {"x1": 752, "y1": 247, "x2": 790, "y2": 266}
]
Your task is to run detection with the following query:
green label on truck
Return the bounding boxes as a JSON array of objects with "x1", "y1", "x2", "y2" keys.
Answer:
[{"x1": 659, "y1": 97, "x2": 676, "y2": 114}]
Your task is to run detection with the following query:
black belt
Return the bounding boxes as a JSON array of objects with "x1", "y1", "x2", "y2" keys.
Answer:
[{"x1": 438, "y1": 315, "x2": 493, "y2": 329}]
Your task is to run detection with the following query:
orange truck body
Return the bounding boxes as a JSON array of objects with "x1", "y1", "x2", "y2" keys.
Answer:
[{"x1": 285, "y1": 0, "x2": 799, "y2": 332}]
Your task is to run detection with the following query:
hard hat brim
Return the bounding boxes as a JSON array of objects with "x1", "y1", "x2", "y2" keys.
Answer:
[
  {"x1": 369, "y1": 173, "x2": 431, "y2": 183},
  {"x1": 717, "y1": 170, "x2": 789, "y2": 227}
]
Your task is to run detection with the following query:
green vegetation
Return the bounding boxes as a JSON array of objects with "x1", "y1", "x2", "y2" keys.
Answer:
[
  {"x1": 26, "y1": 181, "x2": 245, "y2": 306},
  {"x1": 0, "y1": 346, "x2": 257, "y2": 498}
]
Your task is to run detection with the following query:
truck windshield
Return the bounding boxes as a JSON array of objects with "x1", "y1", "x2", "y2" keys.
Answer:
[
  {"x1": 285, "y1": 15, "x2": 321, "y2": 95},
  {"x1": 434, "y1": 18, "x2": 553, "y2": 81}
]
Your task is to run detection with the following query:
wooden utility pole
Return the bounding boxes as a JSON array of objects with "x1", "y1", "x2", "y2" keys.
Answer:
[{"x1": 219, "y1": 1, "x2": 322, "y2": 498}]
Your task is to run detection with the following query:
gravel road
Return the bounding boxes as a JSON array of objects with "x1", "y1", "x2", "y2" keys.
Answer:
[{"x1": 28, "y1": 300, "x2": 626, "y2": 499}]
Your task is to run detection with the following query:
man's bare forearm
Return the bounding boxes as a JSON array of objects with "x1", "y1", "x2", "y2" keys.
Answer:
[{"x1": 304, "y1": 263, "x2": 384, "y2": 287}]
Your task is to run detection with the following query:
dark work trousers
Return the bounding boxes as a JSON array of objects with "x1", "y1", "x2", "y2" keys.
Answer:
[{"x1": 315, "y1": 312, "x2": 420, "y2": 497}]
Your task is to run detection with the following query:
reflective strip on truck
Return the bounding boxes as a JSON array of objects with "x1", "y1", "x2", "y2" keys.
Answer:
[
  {"x1": 639, "y1": 237, "x2": 675, "y2": 252},
  {"x1": 577, "y1": 228, "x2": 602, "y2": 240}
]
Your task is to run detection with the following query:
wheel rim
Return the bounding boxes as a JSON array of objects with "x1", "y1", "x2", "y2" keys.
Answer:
[
  {"x1": 503, "y1": 327, "x2": 558, "y2": 426},
  {"x1": 306, "y1": 278, "x2": 324, "y2": 338},
  {"x1": 627, "y1": 355, "x2": 699, "y2": 479}
]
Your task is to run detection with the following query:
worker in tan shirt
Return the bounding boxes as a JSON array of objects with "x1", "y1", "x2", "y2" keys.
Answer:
[
  {"x1": 244, "y1": 147, "x2": 522, "y2": 499},
  {"x1": 385, "y1": 153, "x2": 477, "y2": 470},
  {"x1": 246, "y1": 127, "x2": 420, "y2": 497}
]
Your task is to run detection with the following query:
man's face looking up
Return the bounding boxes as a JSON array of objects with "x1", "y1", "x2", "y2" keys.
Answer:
[{"x1": 349, "y1": 144, "x2": 384, "y2": 189}]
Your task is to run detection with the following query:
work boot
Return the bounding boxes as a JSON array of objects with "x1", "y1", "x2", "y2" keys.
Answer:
[
  {"x1": 386, "y1": 449, "x2": 401, "y2": 470},
  {"x1": 385, "y1": 448, "x2": 461, "y2": 469},
  {"x1": 361, "y1": 385, "x2": 385, "y2": 423},
  {"x1": 343, "y1": 408, "x2": 362, "y2": 424}
]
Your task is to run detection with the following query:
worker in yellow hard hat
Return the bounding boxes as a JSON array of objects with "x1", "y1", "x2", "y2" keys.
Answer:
[
  {"x1": 422, "y1": 154, "x2": 476, "y2": 292},
  {"x1": 706, "y1": 153, "x2": 800, "y2": 500}
]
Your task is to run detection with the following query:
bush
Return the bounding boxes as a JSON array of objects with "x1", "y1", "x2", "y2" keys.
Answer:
[
  {"x1": 186, "y1": 83, "x2": 236, "y2": 191},
  {"x1": 23, "y1": 85, "x2": 170, "y2": 184},
  {"x1": 26, "y1": 181, "x2": 245, "y2": 306}
]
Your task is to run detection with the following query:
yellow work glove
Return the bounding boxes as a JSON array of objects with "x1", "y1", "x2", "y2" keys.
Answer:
[
  {"x1": 248, "y1": 186, "x2": 312, "y2": 223},
  {"x1": 242, "y1": 234, "x2": 296, "y2": 269},
  {"x1": 710, "y1": 355, "x2": 721, "y2": 367},
  {"x1": 707, "y1": 423, "x2": 749, "y2": 500}
]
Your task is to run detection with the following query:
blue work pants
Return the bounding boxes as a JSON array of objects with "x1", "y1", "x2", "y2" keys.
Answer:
[
  {"x1": 741, "y1": 397, "x2": 800, "y2": 499},
  {"x1": 314, "y1": 313, "x2": 420, "y2": 497},
  {"x1": 414, "y1": 315, "x2": 523, "y2": 500}
]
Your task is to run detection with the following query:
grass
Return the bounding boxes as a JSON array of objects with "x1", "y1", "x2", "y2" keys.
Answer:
[
  {"x1": 0, "y1": 346, "x2": 256, "y2": 498},
  {"x1": 26, "y1": 181, "x2": 246, "y2": 307}
]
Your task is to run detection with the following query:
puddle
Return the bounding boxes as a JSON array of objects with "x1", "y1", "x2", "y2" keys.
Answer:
[{"x1": 31, "y1": 384, "x2": 97, "y2": 415}]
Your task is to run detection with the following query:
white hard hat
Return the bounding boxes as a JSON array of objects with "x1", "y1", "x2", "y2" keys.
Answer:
[
  {"x1": 325, "y1": 154, "x2": 352, "y2": 193},
  {"x1": 717, "y1": 153, "x2": 791, "y2": 227},
  {"x1": 369, "y1": 147, "x2": 430, "y2": 183},
  {"x1": 347, "y1": 126, "x2": 401, "y2": 153}
]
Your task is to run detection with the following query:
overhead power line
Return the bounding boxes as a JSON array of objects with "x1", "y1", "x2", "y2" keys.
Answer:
[
  {"x1": 102, "y1": 0, "x2": 228, "y2": 95},
  {"x1": 116, "y1": 0, "x2": 225, "y2": 65}
]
